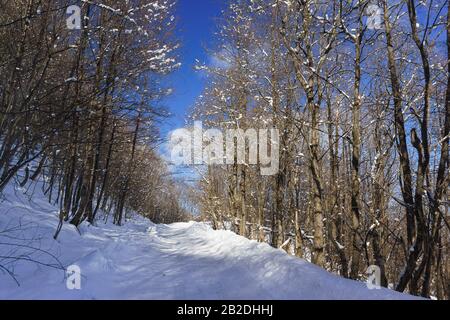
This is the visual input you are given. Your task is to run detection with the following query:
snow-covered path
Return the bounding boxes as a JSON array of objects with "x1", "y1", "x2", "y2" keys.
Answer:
[{"x1": 0, "y1": 184, "x2": 417, "y2": 300}]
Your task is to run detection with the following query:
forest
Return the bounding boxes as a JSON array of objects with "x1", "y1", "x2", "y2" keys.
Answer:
[
  {"x1": 191, "y1": 0, "x2": 449, "y2": 299},
  {"x1": 0, "y1": 0, "x2": 189, "y2": 232},
  {"x1": 0, "y1": 0, "x2": 449, "y2": 300}
]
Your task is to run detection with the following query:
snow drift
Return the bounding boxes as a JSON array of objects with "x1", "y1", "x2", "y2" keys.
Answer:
[{"x1": 0, "y1": 182, "x2": 418, "y2": 300}]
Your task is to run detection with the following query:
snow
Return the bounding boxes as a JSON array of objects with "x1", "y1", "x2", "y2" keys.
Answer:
[
  {"x1": 0, "y1": 182, "x2": 419, "y2": 300},
  {"x1": 335, "y1": 240, "x2": 345, "y2": 250}
]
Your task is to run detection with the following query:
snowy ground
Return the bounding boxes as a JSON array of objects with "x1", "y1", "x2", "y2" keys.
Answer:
[{"x1": 0, "y1": 183, "x2": 418, "y2": 300}]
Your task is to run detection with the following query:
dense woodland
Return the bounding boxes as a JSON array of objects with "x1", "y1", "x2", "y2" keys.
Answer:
[
  {"x1": 192, "y1": 0, "x2": 449, "y2": 299},
  {"x1": 0, "y1": 0, "x2": 189, "y2": 232},
  {"x1": 0, "y1": 0, "x2": 448, "y2": 300}
]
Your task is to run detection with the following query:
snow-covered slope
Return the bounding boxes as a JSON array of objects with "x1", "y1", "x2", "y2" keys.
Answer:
[{"x1": 0, "y1": 183, "x2": 417, "y2": 300}]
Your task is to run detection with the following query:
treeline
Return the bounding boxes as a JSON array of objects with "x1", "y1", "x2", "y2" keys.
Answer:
[
  {"x1": 193, "y1": 0, "x2": 449, "y2": 298},
  {"x1": 0, "y1": 0, "x2": 189, "y2": 233}
]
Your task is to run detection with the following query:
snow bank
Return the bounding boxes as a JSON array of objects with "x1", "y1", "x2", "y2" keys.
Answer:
[{"x1": 0, "y1": 183, "x2": 418, "y2": 300}]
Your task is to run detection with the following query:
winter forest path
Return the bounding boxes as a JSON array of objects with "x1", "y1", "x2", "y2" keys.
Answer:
[{"x1": 0, "y1": 184, "x2": 418, "y2": 299}]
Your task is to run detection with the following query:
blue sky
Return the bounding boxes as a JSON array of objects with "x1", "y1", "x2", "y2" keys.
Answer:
[{"x1": 160, "y1": 0, "x2": 225, "y2": 138}]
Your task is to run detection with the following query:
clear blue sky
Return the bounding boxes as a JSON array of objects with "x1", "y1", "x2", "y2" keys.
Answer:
[{"x1": 160, "y1": 0, "x2": 225, "y2": 138}]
